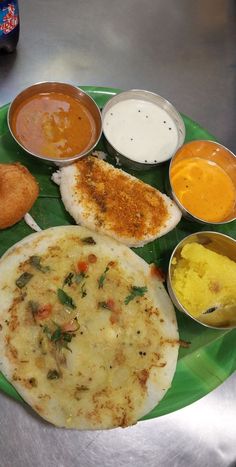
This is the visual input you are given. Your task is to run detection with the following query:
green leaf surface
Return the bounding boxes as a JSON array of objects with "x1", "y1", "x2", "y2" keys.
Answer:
[
  {"x1": 0, "y1": 86, "x2": 235, "y2": 419},
  {"x1": 57, "y1": 288, "x2": 76, "y2": 310}
]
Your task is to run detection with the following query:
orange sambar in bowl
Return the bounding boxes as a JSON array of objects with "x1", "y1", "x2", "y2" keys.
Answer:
[
  {"x1": 11, "y1": 92, "x2": 97, "y2": 159},
  {"x1": 170, "y1": 140, "x2": 236, "y2": 223}
]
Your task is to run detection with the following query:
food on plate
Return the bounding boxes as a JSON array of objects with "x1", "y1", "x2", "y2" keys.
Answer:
[
  {"x1": 0, "y1": 163, "x2": 39, "y2": 229},
  {"x1": 102, "y1": 90, "x2": 185, "y2": 165},
  {"x1": 11, "y1": 91, "x2": 97, "y2": 159},
  {"x1": 170, "y1": 140, "x2": 236, "y2": 223},
  {"x1": 24, "y1": 213, "x2": 42, "y2": 232},
  {"x1": 0, "y1": 225, "x2": 179, "y2": 429},
  {"x1": 52, "y1": 156, "x2": 182, "y2": 247},
  {"x1": 170, "y1": 157, "x2": 236, "y2": 222},
  {"x1": 103, "y1": 99, "x2": 178, "y2": 163},
  {"x1": 171, "y1": 242, "x2": 236, "y2": 323}
]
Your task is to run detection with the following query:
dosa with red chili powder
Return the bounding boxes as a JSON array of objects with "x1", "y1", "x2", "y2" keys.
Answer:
[{"x1": 52, "y1": 156, "x2": 182, "y2": 247}]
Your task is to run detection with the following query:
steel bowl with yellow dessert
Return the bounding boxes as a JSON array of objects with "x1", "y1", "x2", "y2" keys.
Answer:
[{"x1": 167, "y1": 232, "x2": 236, "y2": 329}]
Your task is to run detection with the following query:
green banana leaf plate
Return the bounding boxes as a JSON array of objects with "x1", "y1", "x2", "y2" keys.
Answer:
[{"x1": 0, "y1": 86, "x2": 235, "y2": 421}]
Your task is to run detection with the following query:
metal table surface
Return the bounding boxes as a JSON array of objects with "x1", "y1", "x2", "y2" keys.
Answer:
[{"x1": 0, "y1": 1, "x2": 236, "y2": 466}]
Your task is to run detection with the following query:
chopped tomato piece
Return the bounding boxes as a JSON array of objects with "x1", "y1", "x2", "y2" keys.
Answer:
[
  {"x1": 52, "y1": 275, "x2": 60, "y2": 282},
  {"x1": 150, "y1": 263, "x2": 166, "y2": 282},
  {"x1": 36, "y1": 304, "x2": 52, "y2": 320},
  {"x1": 88, "y1": 254, "x2": 97, "y2": 264},
  {"x1": 107, "y1": 299, "x2": 115, "y2": 310},
  {"x1": 109, "y1": 307, "x2": 121, "y2": 324},
  {"x1": 110, "y1": 314, "x2": 118, "y2": 325},
  {"x1": 76, "y1": 261, "x2": 89, "y2": 273}
]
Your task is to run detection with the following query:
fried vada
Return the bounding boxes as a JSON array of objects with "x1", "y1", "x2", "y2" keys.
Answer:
[{"x1": 0, "y1": 163, "x2": 39, "y2": 229}]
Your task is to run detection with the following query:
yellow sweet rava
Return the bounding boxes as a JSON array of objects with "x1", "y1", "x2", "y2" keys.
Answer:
[{"x1": 172, "y1": 242, "x2": 236, "y2": 324}]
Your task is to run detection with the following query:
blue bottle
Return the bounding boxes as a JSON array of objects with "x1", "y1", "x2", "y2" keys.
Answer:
[{"x1": 0, "y1": 0, "x2": 19, "y2": 53}]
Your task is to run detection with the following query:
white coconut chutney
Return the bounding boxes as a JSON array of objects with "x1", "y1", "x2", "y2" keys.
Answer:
[{"x1": 103, "y1": 99, "x2": 179, "y2": 163}]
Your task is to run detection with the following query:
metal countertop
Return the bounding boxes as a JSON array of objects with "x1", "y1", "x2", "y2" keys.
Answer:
[{"x1": 0, "y1": 1, "x2": 235, "y2": 466}]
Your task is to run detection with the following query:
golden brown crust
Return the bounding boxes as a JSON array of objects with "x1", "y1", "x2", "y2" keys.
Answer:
[
  {"x1": 0, "y1": 163, "x2": 39, "y2": 229},
  {"x1": 74, "y1": 157, "x2": 169, "y2": 240}
]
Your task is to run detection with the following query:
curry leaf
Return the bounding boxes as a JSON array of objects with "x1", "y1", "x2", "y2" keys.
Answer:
[{"x1": 203, "y1": 306, "x2": 218, "y2": 314}]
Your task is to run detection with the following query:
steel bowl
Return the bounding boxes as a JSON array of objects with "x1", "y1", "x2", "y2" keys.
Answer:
[
  {"x1": 167, "y1": 231, "x2": 236, "y2": 329},
  {"x1": 102, "y1": 89, "x2": 185, "y2": 171},
  {"x1": 8, "y1": 81, "x2": 102, "y2": 167},
  {"x1": 168, "y1": 140, "x2": 236, "y2": 224}
]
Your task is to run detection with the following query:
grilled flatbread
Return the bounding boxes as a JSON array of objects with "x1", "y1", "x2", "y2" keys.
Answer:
[
  {"x1": 52, "y1": 156, "x2": 181, "y2": 247},
  {"x1": 0, "y1": 226, "x2": 179, "y2": 429}
]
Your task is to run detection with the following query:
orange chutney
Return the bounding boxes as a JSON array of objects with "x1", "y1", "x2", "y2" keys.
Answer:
[
  {"x1": 170, "y1": 155, "x2": 236, "y2": 222},
  {"x1": 12, "y1": 92, "x2": 96, "y2": 159}
]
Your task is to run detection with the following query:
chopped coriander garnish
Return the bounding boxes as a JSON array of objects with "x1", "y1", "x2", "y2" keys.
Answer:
[
  {"x1": 63, "y1": 272, "x2": 74, "y2": 287},
  {"x1": 29, "y1": 256, "x2": 50, "y2": 273},
  {"x1": 62, "y1": 332, "x2": 74, "y2": 343},
  {"x1": 50, "y1": 327, "x2": 62, "y2": 342},
  {"x1": 98, "y1": 265, "x2": 109, "y2": 289},
  {"x1": 43, "y1": 323, "x2": 77, "y2": 352},
  {"x1": 81, "y1": 236, "x2": 96, "y2": 245},
  {"x1": 28, "y1": 300, "x2": 39, "y2": 319},
  {"x1": 16, "y1": 272, "x2": 33, "y2": 289},
  {"x1": 42, "y1": 325, "x2": 52, "y2": 339},
  {"x1": 47, "y1": 369, "x2": 60, "y2": 380},
  {"x1": 57, "y1": 288, "x2": 76, "y2": 310},
  {"x1": 80, "y1": 282, "x2": 87, "y2": 298},
  {"x1": 124, "y1": 286, "x2": 148, "y2": 305},
  {"x1": 63, "y1": 272, "x2": 87, "y2": 287}
]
